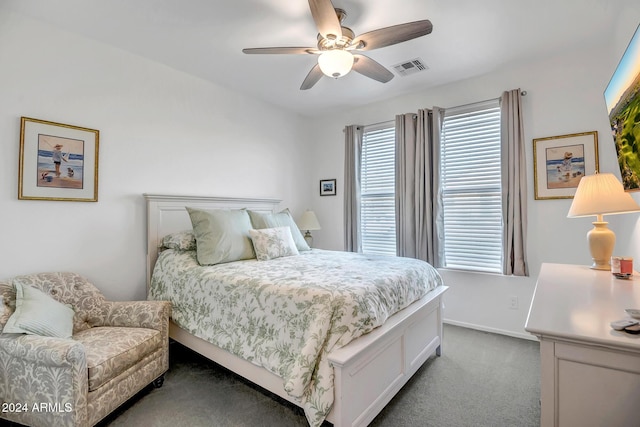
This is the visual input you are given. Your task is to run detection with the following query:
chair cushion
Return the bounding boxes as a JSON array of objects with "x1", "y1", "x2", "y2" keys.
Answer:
[{"x1": 74, "y1": 326, "x2": 161, "y2": 391}]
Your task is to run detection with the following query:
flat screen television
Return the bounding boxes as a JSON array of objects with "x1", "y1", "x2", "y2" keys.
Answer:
[{"x1": 605, "y1": 23, "x2": 640, "y2": 191}]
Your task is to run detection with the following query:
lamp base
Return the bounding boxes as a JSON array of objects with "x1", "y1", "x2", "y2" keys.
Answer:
[
  {"x1": 304, "y1": 231, "x2": 313, "y2": 248},
  {"x1": 587, "y1": 221, "x2": 616, "y2": 271}
]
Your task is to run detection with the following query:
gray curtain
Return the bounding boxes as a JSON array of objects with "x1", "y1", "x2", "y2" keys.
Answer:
[
  {"x1": 343, "y1": 125, "x2": 363, "y2": 252},
  {"x1": 394, "y1": 108, "x2": 444, "y2": 265},
  {"x1": 500, "y1": 89, "x2": 528, "y2": 276}
]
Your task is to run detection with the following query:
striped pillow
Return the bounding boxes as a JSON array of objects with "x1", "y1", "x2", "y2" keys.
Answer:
[{"x1": 3, "y1": 283, "x2": 74, "y2": 339}]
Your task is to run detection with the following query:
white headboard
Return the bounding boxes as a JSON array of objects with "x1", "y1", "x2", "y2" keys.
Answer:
[{"x1": 144, "y1": 194, "x2": 281, "y2": 288}]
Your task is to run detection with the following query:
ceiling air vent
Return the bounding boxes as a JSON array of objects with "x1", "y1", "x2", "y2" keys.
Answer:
[{"x1": 392, "y1": 58, "x2": 428, "y2": 77}]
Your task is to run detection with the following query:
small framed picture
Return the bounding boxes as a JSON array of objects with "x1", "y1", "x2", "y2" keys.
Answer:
[
  {"x1": 533, "y1": 131, "x2": 599, "y2": 200},
  {"x1": 320, "y1": 179, "x2": 336, "y2": 196},
  {"x1": 18, "y1": 117, "x2": 100, "y2": 202}
]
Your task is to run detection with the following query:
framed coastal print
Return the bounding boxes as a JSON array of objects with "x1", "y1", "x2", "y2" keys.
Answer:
[
  {"x1": 533, "y1": 131, "x2": 599, "y2": 200},
  {"x1": 320, "y1": 179, "x2": 336, "y2": 196},
  {"x1": 18, "y1": 117, "x2": 99, "y2": 202}
]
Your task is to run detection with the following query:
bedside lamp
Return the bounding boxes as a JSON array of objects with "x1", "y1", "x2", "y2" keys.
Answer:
[
  {"x1": 567, "y1": 173, "x2": 640, "y2": 270},
  {"x1": 298, "y1": 210, "x2": 321, "y2": 247}
]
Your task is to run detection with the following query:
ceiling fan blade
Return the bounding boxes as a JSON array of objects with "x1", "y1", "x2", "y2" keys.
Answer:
[
  {"x1": 308, "y1": 0, "x2": 342, "y2": 40},
  {"x1": 352, "y1": 54, "x2": 394, "y2": 83},
  {"x1": 352, "y1": 20, "x2": 433, "y2": 51},
  {"x1": 242, "y1": 47, "x2": 319, "y2": 55},
  {"x1": 300, "y1": 63, "x2": 324, "y2": 90}
]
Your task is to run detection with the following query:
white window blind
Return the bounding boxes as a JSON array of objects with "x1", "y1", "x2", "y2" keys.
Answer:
[
  {"x1": 440, "y1": 100, "x2": 503, "y2": 273},
  {"x1": 361, "y1": 123, "x2": 396, "y2": 256}
]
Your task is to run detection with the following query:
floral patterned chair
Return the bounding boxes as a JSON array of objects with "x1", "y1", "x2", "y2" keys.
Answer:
[{"x1": 0, "y1": 272, "x2": 171, "y2": 427}]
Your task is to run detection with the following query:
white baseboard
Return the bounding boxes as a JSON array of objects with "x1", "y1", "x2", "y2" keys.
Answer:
[{"x1": 444, "y1": 318, "x2": 538, "y2": 342}]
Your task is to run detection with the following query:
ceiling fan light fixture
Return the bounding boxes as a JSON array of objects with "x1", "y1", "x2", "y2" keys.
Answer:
[{"x1": 318, "y1": 49, "x2": 354, "y2": 78}]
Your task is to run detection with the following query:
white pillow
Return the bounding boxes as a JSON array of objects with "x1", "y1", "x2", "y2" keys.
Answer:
[
  {"x1": 3, "y1": 283, "x2": 74, "y2": 339},
  {"x1": 247, "y1": 209, "x2": 310, "y2": 252},
  {"x1": 249, "y1": 227, "x2": 300, "y2": 261}
]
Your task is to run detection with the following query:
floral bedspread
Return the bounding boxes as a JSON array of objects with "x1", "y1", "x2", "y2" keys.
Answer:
[{"x1": 149, "y1": 248, "x2": 443, "y2": 426}]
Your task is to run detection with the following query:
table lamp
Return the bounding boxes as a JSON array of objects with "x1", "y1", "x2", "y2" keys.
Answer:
[
  {"x1": 567, "y1": 173, "x2": 640, "y2": 270},
  {"x1": 298, "y1": 210, "x2": 321, "y2": 247}
]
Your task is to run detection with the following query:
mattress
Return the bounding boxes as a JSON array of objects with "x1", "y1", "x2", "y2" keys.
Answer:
[{"x1": 149, "y1": 248, "x2": 443, "y2": 426}]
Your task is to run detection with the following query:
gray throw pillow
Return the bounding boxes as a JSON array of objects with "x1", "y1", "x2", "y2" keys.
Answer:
[{"x1": 187, "y1": 207, "x2": 256, "y2": 265}]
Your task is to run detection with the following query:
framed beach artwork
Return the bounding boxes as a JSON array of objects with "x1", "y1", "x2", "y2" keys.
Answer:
[
  {"x1": 533, "y1": 131, "x2": 599, "y2": 200},
  {"x1": 18, "y1": 117, "x2": 99, "y2": 202},
  {"x1": 320, "y1": 179, "x2": 336, "y2": 196}
]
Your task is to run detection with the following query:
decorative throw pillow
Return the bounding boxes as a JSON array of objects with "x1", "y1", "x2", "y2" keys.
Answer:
[
  {"x1": 162, "y1": 231, "x2": 196, "y2": 251},
  {"x1": 3, "y1": 283, "x2": 74, "y2": 339},
  {"x1": 249, "y1": 227, "x2": 300, "y2": 261},
  {"x1": 248, "y1": 209, "x2": 310, "y2": 252},
  {"x1": 187, "y1": 207, "x2": 256, "y2": 265}
]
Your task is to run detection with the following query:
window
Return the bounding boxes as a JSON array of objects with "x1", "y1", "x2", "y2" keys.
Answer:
[
  {"x1": 357, "y1": 100, "x2": 504, "y2": 273},
  {"x1": 440, "y1": 100, "x2": 503, "y2": 273},
  {"x1": 360, "y1": 123, "x2": 396, "y2": 256}
]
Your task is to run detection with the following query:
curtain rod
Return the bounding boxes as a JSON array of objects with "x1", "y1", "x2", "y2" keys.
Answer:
[
  {"x1": 343, "y1": 120, "x2": 393, "y2": 131},
  {"x1": 443, "y1": 90, "x2": 527, "y2": 114},
  {"x1": 348, "y1": 89, "x2": 527, "y2": 129}
]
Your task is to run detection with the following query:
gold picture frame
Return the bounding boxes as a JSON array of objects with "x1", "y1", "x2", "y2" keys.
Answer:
[
  {"x1": 533, "y1": 131, "x2": 599, "y2": 200},
  {"x1": 18, "y1": 117, "x2": 99, "y2": 202}
]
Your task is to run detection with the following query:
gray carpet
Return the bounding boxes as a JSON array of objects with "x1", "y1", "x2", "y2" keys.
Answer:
[{"x1": 96, "y1": 324, "x2": 540, "y2": 427}]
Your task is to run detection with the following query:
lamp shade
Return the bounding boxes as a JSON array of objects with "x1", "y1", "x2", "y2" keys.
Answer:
[
  {"x1": 298, "y1": 210, "x2": 321, "y2": 231},
  {"x1": 318, "y1": 50, "x2": 354, "y2": 78},
  {"x1": 567, "y1": 173, "x2": 640, "y2": 218}
]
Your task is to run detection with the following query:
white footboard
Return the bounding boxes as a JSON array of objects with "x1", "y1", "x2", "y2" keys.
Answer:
[{"x1": 327, "y1": 285, "x2": 447, "y2": 427}]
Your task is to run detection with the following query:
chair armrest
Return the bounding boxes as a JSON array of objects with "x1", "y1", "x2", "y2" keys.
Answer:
[
  {"x1": 97, "y1": 300, "x2": 171, "y2": 374},
  {"x1": 0, "y1": 334, "x2": 85, "y2": 367},
  {"x1": 98, "y1": 300, "x2": 171, "y2": 334},
  {"x1": 0, "y1": 335, "x2": 88, "y2": 427}
]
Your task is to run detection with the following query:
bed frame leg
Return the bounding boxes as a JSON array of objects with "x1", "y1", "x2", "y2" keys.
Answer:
[{"x1": 436, "y1": 345, "x2": 442, "y2": 357}]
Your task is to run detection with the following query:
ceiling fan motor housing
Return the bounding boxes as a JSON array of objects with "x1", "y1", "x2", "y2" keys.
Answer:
[{"x1": 317, "y1": 26, "x2": 355, "y2": 51}]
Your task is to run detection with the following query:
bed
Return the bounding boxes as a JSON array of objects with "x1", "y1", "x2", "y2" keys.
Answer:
[{"x1": 145, "y1": 194, "x2": 448, "y2": 427}]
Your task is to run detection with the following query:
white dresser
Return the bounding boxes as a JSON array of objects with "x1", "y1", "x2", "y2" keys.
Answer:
[{"x1": 525, "y1": 263, "x2": 640, "y2": 427}]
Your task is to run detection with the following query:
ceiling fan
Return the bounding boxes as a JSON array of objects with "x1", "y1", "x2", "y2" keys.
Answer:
[{"x1": 242, "y1": 0, "x2": 433, "y2": 90}]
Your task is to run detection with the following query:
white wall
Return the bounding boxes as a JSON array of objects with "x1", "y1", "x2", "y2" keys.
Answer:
[
  {"x1": 0, "y1": 11, "x2": 311, "y2": 300},
  {"x1": 306, "y1": 7, "x2": 640, "y2": 339}
]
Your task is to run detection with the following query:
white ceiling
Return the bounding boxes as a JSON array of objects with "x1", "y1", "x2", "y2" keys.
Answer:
[{"x1": 1, "y1": 0, "x2": 624, "y2": 117}]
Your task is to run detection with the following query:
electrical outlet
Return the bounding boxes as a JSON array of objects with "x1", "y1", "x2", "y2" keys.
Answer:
[{"x1": 509, "y1": 296, "x2": 518, "y2": 309}]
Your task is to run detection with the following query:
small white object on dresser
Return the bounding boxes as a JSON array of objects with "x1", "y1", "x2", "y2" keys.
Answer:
[{"x1": 525, "y1": 263, "x2": 640, "y2": 427}]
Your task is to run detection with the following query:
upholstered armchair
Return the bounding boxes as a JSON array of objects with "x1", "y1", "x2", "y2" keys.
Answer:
[{"x1": 0, "y1": 272, "x2": 171, "y2": 427}]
